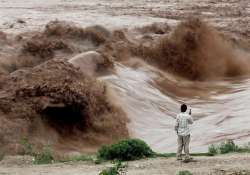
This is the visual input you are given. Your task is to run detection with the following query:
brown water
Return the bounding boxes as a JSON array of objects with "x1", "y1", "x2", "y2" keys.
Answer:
[
  {"x1": 1, "y1": 0, "x2": 250, "y2": 153},
  {"x1": 103, "y1": 63, "x2": 250, "y2": 152}
]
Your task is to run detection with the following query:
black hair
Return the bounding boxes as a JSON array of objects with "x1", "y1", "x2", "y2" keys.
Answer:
[{"x1": 181, "y1": 104, "x2": 187, "y2": 112}]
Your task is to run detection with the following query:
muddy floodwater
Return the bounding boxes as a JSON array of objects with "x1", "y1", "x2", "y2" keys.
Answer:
[
  {"x1": 1, "y1": 0, "x2": 250, "y2": 33},
  {"x1": 1, "y1": 0, "x2": 250, "y2": 153}
]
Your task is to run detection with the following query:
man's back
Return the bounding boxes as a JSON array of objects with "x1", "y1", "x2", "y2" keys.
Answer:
[
  {"x1": 175, "y1": 112, "x2": 193, "y2": 136},
  {"x1": 175, "y1": 104, "x2": 194, "y2": 161}
]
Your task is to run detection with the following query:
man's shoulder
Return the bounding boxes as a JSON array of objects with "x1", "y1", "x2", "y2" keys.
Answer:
[
  {"x1": 178, "y1": 113, "x2": 191, "y2": 119},
  {"x1": 176, "y1": 113, "x2": 182, "y2": 118},
  {"x1": 178, "y1": 112, "x2": 188, "y2": 116}
]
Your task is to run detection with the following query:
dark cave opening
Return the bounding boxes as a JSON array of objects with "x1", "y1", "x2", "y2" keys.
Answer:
[{"x1": 41, "y1": 104, "x2": 86, "y2": 136}]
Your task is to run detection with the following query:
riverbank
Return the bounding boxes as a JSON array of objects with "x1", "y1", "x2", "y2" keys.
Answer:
[{"x1": 0, "y1": 153, "x2": 250, "y2": 175}]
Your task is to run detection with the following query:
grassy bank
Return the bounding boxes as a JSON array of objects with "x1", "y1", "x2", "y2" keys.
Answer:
[
  {"x1": 1, "y1": 138, "x2": 248, "y2": 175},
  {"x1": 208, "y1": 140, "x2": 250, "y2": 155}
]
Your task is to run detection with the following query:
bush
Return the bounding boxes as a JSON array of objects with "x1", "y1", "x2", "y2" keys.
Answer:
[
  {"x1": 99, "y1": 161, "x2": 126, "y2": 175},
  {"x1": 208, "y1": 144, "x2": 218, "y2": 155},
  {"x1": 33, "y1": 146, "x2": 54, "y2": 164},
  {"x1": 177, "y1": 170, "x2": 193, "y2": 175},
  {"x1": 208, "y1": 140, "x2": 243, "y2": 154},
  {"x1": 239, "y1": 142, "x2": 250, "y2": 153},
  {"x1": 20, "y1": 138, "x2": 54, "y2": 164},
  {"x1": 97, "y1": 139, "x2": 154, "y2": 161},
  {"x1": 219, "y1": 140, "x2": 239, "y2": 154}
]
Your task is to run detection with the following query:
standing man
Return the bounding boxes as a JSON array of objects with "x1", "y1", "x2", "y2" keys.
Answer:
[{"x1": 175, "y1": 104, "x2": 193, "y2": 161}]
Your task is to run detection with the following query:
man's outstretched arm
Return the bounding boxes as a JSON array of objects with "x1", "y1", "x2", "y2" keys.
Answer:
[{"x1": 188, "y1": 109, "x2": 193, "y2": 124}]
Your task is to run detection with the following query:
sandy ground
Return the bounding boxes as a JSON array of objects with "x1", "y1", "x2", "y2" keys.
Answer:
[{"x1": 0, "y1": 154, "x2": 250, "y2": 175}]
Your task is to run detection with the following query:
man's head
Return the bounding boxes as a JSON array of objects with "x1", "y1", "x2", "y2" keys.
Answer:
[{"x1": 181, "y1": 104, "x2": 187, "y2": 113}]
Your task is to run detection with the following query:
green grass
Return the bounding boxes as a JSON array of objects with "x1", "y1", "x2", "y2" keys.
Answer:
[
  {"x1": 97, "y1": 139, "x2": 154, "y2": 161},
  {"x1": 177, "y1": 170, "x2": 193, "y2": 175},
  {"x1": 154, "y1": 152, "x2": 176, "y2": 158},
  {"x1": 20, "y1": 138, "x2": 54, "y2": 164},
  {"x1": 16, "y1": 138, "x2": 250, "y2": 166},
  {"x1": 33, "y1": 146, "x2": 54, "y2": 164},
  {"x1": 99, "y1": 161, "x2": 127, "y2": 175},
  {"x1": 58, "y1": 155, "x2": 95, "y2": 163},
  {"x1": 155, "y1": 152, "x2": 214, "y2": 158},
  {"x1": 66, "y1": 155, "x2": 93, "y2": 162},
  {"x1": 20, "y1": 137, "x2": 33, "y2": 155}
]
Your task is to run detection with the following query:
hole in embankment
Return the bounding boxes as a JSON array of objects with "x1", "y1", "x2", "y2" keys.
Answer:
[{"x1": 41, "y1": 104, "x2": 86, "y2": 136}]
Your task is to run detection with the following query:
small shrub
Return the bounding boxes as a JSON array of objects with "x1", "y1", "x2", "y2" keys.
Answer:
[
  {"x1": 33, "y1": 146, "x2": 54, "y2": 164},
  {"x1": 99, "y1": 161, "x2": 126, "y2": 175},
  {"x1": 219, "y1": 140, "x2": 239, "y2": 154},
  {"x1": 208, "y1": 140, "x2": 248, "y2": 154},
  {"x1": 20, "y1": 138, "x2": 54, "y2": 164},
  {"x1": 20, "y1": 137, "x2": 33, "y2": 155},
  {"x1": 177, "y1": 170, "x2": 193, "y2": 175},
  {"x1": 239, "y1": 142, "x2": 250, "y2": 153},
  {"x1": 97, "y1": 139, "x2": 154, "y2": 161},
  {"x1": 208, "y1": 144, "x2": 218, "y2": 155}
]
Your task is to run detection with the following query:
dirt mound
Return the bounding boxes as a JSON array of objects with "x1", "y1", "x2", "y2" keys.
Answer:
[
  {"x1": 0, "y1": 60, "x2": 128, "y2": 155},
  {"x1": 135, "y1": 18, "x2": 250, "y2": 80}
]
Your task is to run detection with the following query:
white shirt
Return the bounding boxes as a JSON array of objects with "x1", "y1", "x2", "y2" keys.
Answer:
[{"x1": 175, "y1": 112, "x2": 193, "y2": 136}]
